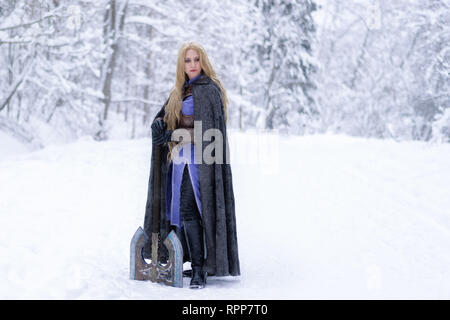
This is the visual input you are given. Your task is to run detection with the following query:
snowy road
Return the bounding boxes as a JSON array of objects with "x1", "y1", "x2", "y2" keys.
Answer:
[{"x1": 1, "y1": 132, "x2": 449, "y2": 299}]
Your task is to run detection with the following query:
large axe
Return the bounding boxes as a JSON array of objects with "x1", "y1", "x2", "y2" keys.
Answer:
[{"x1": 130, "y1": 143, "x2": 183, "y2": 287}]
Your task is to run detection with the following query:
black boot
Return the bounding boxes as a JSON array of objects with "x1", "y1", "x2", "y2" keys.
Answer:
[{"x1": 183, "y1": 219, "x2": 207, "y2": 289}]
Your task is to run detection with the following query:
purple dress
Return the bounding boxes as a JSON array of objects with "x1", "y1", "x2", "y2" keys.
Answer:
[{"x1": 165, "y1": 75, "x2": 202, "y2": 228}]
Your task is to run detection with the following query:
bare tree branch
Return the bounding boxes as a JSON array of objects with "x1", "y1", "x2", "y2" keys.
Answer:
[
  {"x1": 0, "y1": 60, "x2": 34, "y2": 113},
  {"x1": 0, "y1": 12, "x2": 61, "y2": 31}
]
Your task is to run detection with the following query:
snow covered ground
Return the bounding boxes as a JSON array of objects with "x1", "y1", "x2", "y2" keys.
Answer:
[
  {"x1": 0, "y1": 132, "x2": 34, "y2": 160},
  {"x1": 1, "y1": 130, "x2": 450, "y2": 299}
]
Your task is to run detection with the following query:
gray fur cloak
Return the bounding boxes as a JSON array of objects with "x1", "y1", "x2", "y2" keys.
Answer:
[{"x1": 142, "y1": 74, "x2": 240, "y2": 277}]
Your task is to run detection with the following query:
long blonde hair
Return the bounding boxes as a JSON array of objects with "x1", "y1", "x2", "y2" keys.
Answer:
[{"x1": 163, "y1": 42, "x2": 229, "y2": 161}]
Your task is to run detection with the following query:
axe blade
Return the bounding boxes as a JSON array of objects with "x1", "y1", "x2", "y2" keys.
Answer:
[{"x1": 130, "y1": 227, "x2": 183, "y2": 288}]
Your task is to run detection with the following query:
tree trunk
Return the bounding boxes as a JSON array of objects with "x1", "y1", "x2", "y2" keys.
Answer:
[
  {"x1": 143, "y1": 23, "x2": 153, "y2": 125},
  {"x1": 101, "y1": 0, "x2": 128, "y2": 122}
]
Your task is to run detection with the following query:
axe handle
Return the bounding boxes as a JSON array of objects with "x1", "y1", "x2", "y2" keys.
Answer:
[{"x1": 152, "y1": 143, "x2": 161, "y2": 234}]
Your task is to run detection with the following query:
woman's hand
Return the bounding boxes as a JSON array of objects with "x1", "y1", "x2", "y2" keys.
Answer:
[{"x1": 151, "y1": 118, "x2": 173, "y2": 145}]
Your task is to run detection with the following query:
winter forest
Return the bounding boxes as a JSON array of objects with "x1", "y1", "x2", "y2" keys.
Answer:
[
  {"x1": 0, "y1": 0, "x2": 448, "y2": 146},
  {"x1": 1, "y1": 0, "x2": 450, "y2": 300}
]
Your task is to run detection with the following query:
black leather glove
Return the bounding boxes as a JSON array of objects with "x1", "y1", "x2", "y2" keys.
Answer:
[{"x1": 151, "y1": 118, "x2": 173, "y2": 145}]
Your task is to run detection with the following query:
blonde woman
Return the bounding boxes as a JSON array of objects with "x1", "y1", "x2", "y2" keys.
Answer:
[{"x1": 143, "y1": 42, "x2": 240, "y2": 289}]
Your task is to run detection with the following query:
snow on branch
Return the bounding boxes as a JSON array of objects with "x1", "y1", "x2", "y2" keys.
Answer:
[
  {"x1": 0, "y1": 10, "x2": 63, "y2": 32},
  {"x1": 0, "y1": 60, "x2": 34, "y2": 113}
]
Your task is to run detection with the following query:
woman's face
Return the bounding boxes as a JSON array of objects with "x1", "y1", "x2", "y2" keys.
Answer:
[{"x1": 184, "y1": 49, "x2": 201, "y2": 80}]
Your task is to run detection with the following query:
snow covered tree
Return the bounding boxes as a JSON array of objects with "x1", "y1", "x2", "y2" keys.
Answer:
[
  {"x1": 399, "y1": 0, "x2": 450, "y2": 141},
  {"x1": 314, "y1": 0, "x2": 449, "y2": 141},
  {"x1": 253, "y1": 0, "x2": 319, "y2": 133}
]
